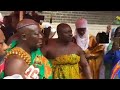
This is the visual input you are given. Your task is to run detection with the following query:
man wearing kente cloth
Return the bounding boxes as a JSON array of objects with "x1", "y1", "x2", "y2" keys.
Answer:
[
  {"x1": 0, "y1": 29, "x2": 9, "y2": 79},
  {"x1": 73, "y1": 18, "x2": 105, "y2": 79},
  {"x1": 3, "y1": 19, "x2": 52, "y2": 79},
  {"x1": 41, "y1": 23, "x2": 92, "y2": 79}
]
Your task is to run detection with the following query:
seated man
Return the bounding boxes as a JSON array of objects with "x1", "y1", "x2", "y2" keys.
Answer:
[
  {"x1": 41, "y1": 23, "x2": 92, "y2": 79},
  {"x1": 4, "y1": 19, "x2": 52, "y2": 79}
]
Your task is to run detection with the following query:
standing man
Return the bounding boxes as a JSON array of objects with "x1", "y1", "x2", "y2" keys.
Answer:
[
  {"x1": 41, "y1": 23, "x2": 92, "y2": 79},
  {"x1": 73, "y1": 18, "x2": 104, "y2": 79}
]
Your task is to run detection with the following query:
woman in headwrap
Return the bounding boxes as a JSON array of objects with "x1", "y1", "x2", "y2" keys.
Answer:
[
  {"x1": 104, "y1": 26, "x2": 120, "y2": 79},
  {"x1": 73, "y1": 18, "x2": 105, "y2": 79}
]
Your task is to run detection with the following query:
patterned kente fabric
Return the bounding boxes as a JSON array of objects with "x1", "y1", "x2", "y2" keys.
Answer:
[{"x1": 51, "y1": 54, "x2": 80, "y2": 79}]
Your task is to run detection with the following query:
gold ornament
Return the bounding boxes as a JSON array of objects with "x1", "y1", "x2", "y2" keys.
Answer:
[{"x1": 5, "y1": 47, "x2": 31, "y2": 65}]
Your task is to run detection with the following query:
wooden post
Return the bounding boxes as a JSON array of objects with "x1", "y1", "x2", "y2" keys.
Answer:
[{"x1": 19, "y1": 11, "x2": 24, "y2": 21}]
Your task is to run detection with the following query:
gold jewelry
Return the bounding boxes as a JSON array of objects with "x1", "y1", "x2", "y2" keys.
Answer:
[{"x1": 5, "y1": 47, "x2": 31, "y2": 65}]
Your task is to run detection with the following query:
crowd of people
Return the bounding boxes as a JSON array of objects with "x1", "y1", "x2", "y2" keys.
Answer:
[{"x1": 0, "y1": 11, "x2": 119, "y2": 79}]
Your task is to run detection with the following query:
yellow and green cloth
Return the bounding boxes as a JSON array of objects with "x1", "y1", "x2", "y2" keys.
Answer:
[{"x1": 51, "y1": 54, "x2": 81, "y2": 79}]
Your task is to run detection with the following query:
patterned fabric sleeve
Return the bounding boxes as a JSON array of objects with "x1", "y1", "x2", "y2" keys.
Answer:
[
  {"x1": 31, "y1": 48, "x2": 52, "y2": 79},
  {"x1": 111, "y1": 61, "x2": 120, "y2": 79}
]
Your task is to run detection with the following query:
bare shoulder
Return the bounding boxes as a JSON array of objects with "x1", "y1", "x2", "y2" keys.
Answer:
[
  {"x1": 45, "y1": 38, "x2": 57, "y2": 47},
  {"x1": 4, "y1": 54, "x2": 29, "y2": 77},
  {"x1": 70, "y1": 42, "x2": 83, "y2": 51},
  {"x1": 70, "y1": 42, "x2": 84, "y2": 55},
  {"x1": 47, "y1": 38, "x2": 57, "y2": 44},
  {"x1": 41, "y1": 38, "x2": 57, "y2": 56}
]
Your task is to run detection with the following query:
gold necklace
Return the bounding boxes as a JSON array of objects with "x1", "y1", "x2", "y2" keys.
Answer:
[{"x1": 5, "y1": 47, "x2": 31, "y2": 65}]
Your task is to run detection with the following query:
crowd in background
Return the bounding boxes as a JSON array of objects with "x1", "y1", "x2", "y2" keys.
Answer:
[{"x1": 0, "y1": 11, "x2": 119, "y2": 79}]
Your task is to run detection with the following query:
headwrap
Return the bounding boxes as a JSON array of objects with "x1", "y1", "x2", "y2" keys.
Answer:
[
  {"x1": 74, "y1": 18, "x2": 89, "y2": 51},
  {"x1": 75, "y1": 18, "x2": 88, "y2": 28}
]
